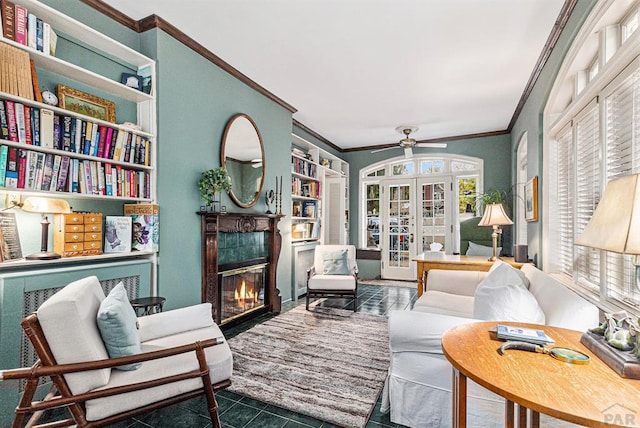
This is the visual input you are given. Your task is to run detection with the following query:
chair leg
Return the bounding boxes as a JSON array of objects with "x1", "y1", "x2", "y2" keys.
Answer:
[
  {"x1": 353, "y1": 292, "x2": 357, "y2": 312},
  {"x1": 306, "y1": 292, "x2": 310, "y2": 310}
]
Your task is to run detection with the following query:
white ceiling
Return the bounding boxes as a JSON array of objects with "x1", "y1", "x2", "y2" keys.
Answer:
[{"x1": 102, "y1": 0, "x2": 565, "y2": 150}]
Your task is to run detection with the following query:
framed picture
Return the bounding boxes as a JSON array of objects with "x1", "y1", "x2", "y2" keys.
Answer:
[
  {"x1": 56, "y1": 84, "x2": 116, "y2": 123},
  {"x1": 525, "y1": 176, "x2": 538, "y2": 222},
  {"x1": 121, "y1": 72, "x2": 143, "y2": 91}
]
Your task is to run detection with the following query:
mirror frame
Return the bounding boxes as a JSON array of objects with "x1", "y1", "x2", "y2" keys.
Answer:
[{"x1": 221, "y1": 113, "x2": 265, "y2": 208}]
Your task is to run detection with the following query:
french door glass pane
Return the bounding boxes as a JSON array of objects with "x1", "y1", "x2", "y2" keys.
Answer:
[
  {"x1": 387, "y1": 184, "x2": 411, "y2": 267},
  {"x1": 421, "y1": 182, "x2": 446, "y2": 252}
]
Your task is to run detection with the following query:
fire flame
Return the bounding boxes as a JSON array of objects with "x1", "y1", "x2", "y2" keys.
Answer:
[{"x1": 234, "y1": 280, "x2": 257, "y2": 304}]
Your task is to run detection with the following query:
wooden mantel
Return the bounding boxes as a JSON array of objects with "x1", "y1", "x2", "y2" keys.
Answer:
[{"x1": 198, "y1": 211, "x2": 283, "y2": 324}]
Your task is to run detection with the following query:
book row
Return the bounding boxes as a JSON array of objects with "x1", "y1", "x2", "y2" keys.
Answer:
[
  {"x1": 0, "y1": 145, "x2": 151, "y2": 198},
  {"x1": 292, "y1": 156, "x2": 317, "y2": 178},
  {"x1": 291, "y1": 177, "x2": 320, "y2": 199},
  {"x1": 292, "y1": 200, "x2": 318, "y2": 218},
  {"x1": 2, "y1": 0, "x2": 58, "y2": 55},
  {"x1": 0, "y1": 41, "x2": 33, "y2": 100},
  {"x1": 291, "y1": 221, "x2": 320, "y2": 240},
  {"x1": 0, "y1": 99, "x2": 152, "y2": 165}
]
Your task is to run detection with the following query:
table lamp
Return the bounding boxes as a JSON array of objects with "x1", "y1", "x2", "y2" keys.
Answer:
[
  {"x1": 478, "y1": 203, "x2": 513, "y2": 261},
  {"x1": 575, "y1": 174, "x2": 640, "y2": 289},
  {"x1": 22, "y1": 197, "x2": 71, "y2": 260}
]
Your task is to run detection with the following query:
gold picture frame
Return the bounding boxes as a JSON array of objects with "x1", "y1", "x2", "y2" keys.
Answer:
[
  {"x1": 56, "y1": 84, "x2": 116, "y2": 123},
  {"x1": 525, "y1": 176, "x2": 539, "y2": 222}
]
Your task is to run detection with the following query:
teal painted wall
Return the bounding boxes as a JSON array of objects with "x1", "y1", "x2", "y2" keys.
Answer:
[
  {"x1": 343, "y1": 133, "x2": 513, "y2": 248},
  {"x1": 145, "y1": 30, "x2": 294, "y2": 309},
  {"x1": 510, "y1": 0, "x2": 598, "y2": 267}
]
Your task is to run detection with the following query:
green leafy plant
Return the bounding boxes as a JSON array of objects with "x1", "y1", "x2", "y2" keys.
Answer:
[{"x1": 198, "y1": 167, "x2": 232, "y2": 206}]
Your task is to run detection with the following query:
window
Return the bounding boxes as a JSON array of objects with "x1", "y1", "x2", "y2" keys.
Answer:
[
  {"x1": 545, "y1": 0, "x2": 640, "y2": 315},
  {"x1": 360, "y1": 155, "x2": 482, "y2": 249}
]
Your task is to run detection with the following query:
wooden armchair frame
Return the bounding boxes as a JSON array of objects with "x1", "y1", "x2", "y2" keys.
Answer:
[
  {"x1": 0, "y1": 313, "x2": 230, "y2": 428},
  {"x1": 306, "y1": 265, "x2": 358, "y2": 311}
]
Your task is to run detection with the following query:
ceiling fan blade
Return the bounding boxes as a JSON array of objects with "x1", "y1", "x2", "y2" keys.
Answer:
[
  {"x1": 371, "y1": 146, "x2": 399, "y2": 154},
  {"x1": 415, "y1": 142, "x2": 448, "y2": 148},
  {"x1": 404, "y1": 147, "x2": 413, "y2": 158}
]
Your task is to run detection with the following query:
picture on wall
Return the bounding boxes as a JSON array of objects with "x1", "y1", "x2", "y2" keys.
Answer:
[{"x1": 525, "y1": 176, "x2": 538, "y2": 222}]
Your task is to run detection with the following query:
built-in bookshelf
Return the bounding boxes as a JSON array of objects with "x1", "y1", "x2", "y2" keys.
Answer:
[
  {"x1": 0, "y1": 0, "x2": 157, "y2": 270},
  {"x1": 291, "y1": 134, "x2": 349, "y2": 245}
]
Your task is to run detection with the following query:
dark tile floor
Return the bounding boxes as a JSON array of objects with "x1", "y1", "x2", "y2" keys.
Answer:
[{"x1": 52, "y1": 283, "x2": 418, "y2": 428}]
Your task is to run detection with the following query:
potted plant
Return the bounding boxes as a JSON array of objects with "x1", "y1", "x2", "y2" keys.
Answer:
[{"x1": 198, "y1": 167, "x2": 232, "y2": 210}]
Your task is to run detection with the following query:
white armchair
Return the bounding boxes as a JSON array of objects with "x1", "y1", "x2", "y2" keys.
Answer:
[
  {"x1": 0, "y1": 276, "x2": 232, "y2": 428},
  {"x1": 306, "y1": 245, "x2": 358, "y2": 311}
]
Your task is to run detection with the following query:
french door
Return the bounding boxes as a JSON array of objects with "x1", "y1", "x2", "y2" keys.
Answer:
[{"x1": 381, "y1": 177, "x2": 452, "y2": 280}]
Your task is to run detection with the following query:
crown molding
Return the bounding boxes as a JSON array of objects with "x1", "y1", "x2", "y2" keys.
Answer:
[{"x1": 83, "y1": 1, "x2": 296, "y2": 114}]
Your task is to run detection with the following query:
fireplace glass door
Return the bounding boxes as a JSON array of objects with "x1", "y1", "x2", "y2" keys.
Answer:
[{"x1": 219, "y1": 263, "x2": 266, "y2": 324}]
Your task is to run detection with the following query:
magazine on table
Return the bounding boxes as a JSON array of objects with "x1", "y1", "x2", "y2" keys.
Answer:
[{"x1": 495, "y1": 324, "x2": 555, "y2": 345}]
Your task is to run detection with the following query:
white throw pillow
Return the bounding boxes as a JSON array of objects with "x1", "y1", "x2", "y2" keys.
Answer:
[
  {"x1": 466, "y1": 241, "x2": 501, "y2": 257},
  {"x1": 473, "y1": 263, "x2": 545, "y2": 324}
]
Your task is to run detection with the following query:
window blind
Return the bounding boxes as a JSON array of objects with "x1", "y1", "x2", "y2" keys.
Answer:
[
  {"x1": 604, "y1": 68, "x2": 640, "y2": 307},
  {"x1": 555, "y1": 125, "x2": 574, "y2": 275},
  {"x1": 574, "y1": 100, "x2": 601, "y2": 291}
]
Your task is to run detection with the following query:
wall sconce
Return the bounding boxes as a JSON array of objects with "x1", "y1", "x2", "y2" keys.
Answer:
[{"x1": 22, "y1": 197, "x2": 71, "y2": 260}]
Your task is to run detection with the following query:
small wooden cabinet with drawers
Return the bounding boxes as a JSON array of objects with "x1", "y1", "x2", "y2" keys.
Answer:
[{"x1": 53, "y1": 212, "x2": 104, "y2": 257}]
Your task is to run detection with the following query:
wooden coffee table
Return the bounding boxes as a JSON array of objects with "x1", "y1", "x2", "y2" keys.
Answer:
[{"x1": 442, "y1": 321, "x2": 640, "y2": 427}]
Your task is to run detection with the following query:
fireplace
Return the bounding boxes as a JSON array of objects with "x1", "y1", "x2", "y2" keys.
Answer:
[
  {"x1": 199, "y1": 211, "x2": 283, "y2": 326},
  {"x1": 219, "y1": 263, "x2": 267, "y2": 324}
]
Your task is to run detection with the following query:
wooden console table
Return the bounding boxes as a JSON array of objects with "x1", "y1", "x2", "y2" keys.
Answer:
[
  {"x1": 413, "y1": 254, "x2": 526, "y2": 296},
  {"x1": 442, "y1": 321, "x2": 640, "y2": 427}
]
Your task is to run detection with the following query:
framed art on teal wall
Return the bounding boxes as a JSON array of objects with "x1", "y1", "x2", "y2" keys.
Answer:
[{"x1": 525, "y1": 176, "x2": 538, "y2": 222}]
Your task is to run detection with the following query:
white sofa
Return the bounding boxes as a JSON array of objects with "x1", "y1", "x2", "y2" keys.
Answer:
[{"x1": 381, "y1": 263, "x2": 599, "y2": 427}]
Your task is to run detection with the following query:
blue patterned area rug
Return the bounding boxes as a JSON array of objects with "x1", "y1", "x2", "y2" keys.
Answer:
[{"x1": 226, "y1": 305, "x2": 389, "y2": 428}]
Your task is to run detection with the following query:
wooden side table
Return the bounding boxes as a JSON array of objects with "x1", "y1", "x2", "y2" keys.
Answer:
[
  {"x1": 130, "y1": 296, "x2": 166, "y2": 316},
  {"x1": 413, "y1": 255, "x2": 526, "y2": 296},
  {"x1": 442, "y1": 321, "x2": 640, "y2": 427}
]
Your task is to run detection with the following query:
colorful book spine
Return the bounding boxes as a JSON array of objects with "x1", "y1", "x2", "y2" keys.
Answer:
[
  {"x1": 2, "y1": 0, "x2": 16, "y2": 41},
  {"x1": 83, "y1": 121, "x2": 92, "y2": 155},
  {"x1": 102, "y1": 127, "x2": 113, "y2": 159},
  {"x1": 14, "y1": 102, "x2": 25, "y2": 143},
  {"x1": 5, "y1": 101, "x2": 18, "y2": 142},
  {"x1": 39, "y1": 108, "x2": 54, "y2": 148},
  {"x1": 73, "y1": 118, "x2": 82, "y2": 153},
  {"x1": 56, "y1": 155, "x2": 70, "y2": 192},
  {"x1": 16, "y1": 149, "x2": 26, "y2": 188},
  {"x1": 30, "y1": 107, "x2": 40, "y2": 146},
  {"x1": 104, "y1": 163, "x2": 113, "y2": 196},
  {"x1": 33, "y1": 152, "x2": 44, "y2": 190},
  {"x1": 40, "y1": 153, "x2": 53, "y2": 191},
  {"x1": 70, "y1": 158, "x2": 79, "y2": 193},
  {"x1": 5, "y1": 147, "x2": 18, "y2": 188},
  {"x1": 35, "y1": 17, "x2": 43, "y2": 51},
  {"x1": 26, "y1": 12, "x2": 36, "y2": 49},
  {"x1": 52, "y1": 114, "x2": 61, "y2": 150},
  {"x1": 0, "y1": 101, "x2": 8, "y2": 140},
  {"x1": 0, "y1": 145, "x2": 7, "y2": 187},
  {"x1": 49, "y1": 154, "x2": 61, "y2": 191},
  {"x1": 96, "y1": 125, "x2": 107, "y2": 157},
  {"x1": 13, "y1": 4, "x2": 26, "y2": 45},
  {"x1": 61, "y1": 115, "x2": 72, "y2": 151},
  {"x1": 25, "y1": 150, "x2": 37, "y2": 189},
  {"x1": 23, "y1": 105, "x2": 32, "y2": 144}
]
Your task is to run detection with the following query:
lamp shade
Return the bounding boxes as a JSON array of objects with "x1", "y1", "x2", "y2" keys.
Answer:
[
  {"x1": 575, "y1": 174, "x2": 640, "y2": 254},
  {"x1": 22, "y1": 197, "x2": 71, "y2": 214},
  {"x1": 478, "y1": 203, "x2": 513, "y2": 226}
]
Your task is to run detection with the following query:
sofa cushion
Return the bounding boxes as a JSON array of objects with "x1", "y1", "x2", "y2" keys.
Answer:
[
  {"x1": 308, "y1": 274, "x2": 356, "y2": 290},
  {"x1": 466, "y1": 241, "x2": 501, "y2": 257},
  {"x1": 473, "y1": 263, "x2": 545, "y2": 324},
  {"x1": 96, "y1": 282, "x2": 142, "y2": 370},
  {"x1": 413, "y1": 291, "x2": 475, "y2": 318},
  {"x1": 85, "y1": 324, "x2": 233, "y2": 421},
  {"x1": 138, "y1": 303, "x2": 214, "y2": 342},
  {"x1": 322, "y1": 249, "x2": 350, "y2": 275},
  {"x1": 37, "y1": 276, "x2": 111, "y2": 395},
  {"x1": 521, "y1": 264, "x2": 599, "y2": 331}
]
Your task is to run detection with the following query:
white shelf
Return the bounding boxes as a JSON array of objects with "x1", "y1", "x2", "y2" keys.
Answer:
[{"x1": 0, "y1": 250, "x2": 155, "y2": 271}]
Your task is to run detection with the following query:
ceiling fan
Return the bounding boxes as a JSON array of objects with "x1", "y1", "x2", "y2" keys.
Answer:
[{"x1": 371, "y1": 126, "x2": 447, "y2": 158}]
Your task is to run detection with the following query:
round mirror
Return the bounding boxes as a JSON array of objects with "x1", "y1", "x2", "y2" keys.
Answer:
[{"x1": 221, "y1": 113, "x2": 265, "y2": 208}]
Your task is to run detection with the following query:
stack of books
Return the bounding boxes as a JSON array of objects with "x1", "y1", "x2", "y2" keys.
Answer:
[{"x1": 495, "y1": 324, "x2": 555, "y2": 345}]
